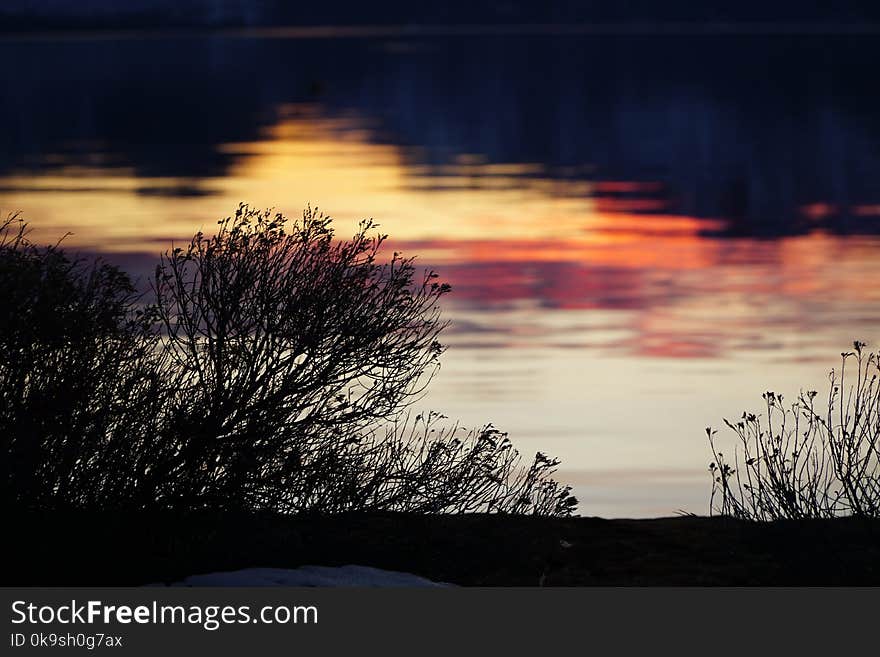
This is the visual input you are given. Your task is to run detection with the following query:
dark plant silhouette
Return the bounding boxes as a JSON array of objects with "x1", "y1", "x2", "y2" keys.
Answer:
[
  {"x1": 297, "y1": 411, "x2": 576, "y2": 515},
  {"x1": 1, "y1": 206, "x2": 576, "y2": 516},
  {"x1": 149, "y1": 205, "x2": 449, "y2": 509},
  {"x1": 0, "y1": 214, "x2": 166, "y2": 509},
  {"x1": 708, "y1": 341, "x2": 880, "y2": 519}
]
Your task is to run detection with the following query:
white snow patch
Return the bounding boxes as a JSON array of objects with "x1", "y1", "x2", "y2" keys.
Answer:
[{"x1": 164, "y1": 565, "x2": 450, "y2": 587}]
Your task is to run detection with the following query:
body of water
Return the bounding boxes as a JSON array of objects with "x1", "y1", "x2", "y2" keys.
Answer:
[{"x1": 3, "y1": 29, "x2": 880, "y2": 516}]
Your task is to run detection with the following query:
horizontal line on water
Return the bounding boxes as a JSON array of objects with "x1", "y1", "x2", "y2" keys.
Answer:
[{"x1": 4, "y1": 22, "x2": 880, "y2": 43}]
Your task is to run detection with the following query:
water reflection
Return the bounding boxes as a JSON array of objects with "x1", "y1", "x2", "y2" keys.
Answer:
[
  {"x1": 2, "y1": 32, "x2": 880, "y2": 515},
  {"x1": 4, "y1": 34, "x2": 880, "y2": 233}
]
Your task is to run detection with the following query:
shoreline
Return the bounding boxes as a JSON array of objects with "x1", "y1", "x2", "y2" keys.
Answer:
[{"x1": 8, "y1": 511, "x2": 879, "y2": 586}]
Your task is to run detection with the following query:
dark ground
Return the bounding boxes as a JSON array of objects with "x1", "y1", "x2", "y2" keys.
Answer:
[{"x1": 6, "y1": 511, "x2": 880, "y2": 586}]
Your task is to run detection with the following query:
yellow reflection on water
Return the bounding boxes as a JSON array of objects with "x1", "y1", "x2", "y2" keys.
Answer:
[
  {"x1": 0, "y1": 105, "x2": 736, "y2": 266},
  {"x1": 1, "y1": 107, "x2": 611, "y2": 251}
]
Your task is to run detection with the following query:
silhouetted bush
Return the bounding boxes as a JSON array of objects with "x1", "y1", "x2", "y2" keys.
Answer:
[
  {"x1": 0, "y1": 215, "x2": 168, "y2": 509},
  {"x1": 708, "y1": 341, "x2": 880, "y2": 519},
  {"x1": 1, "y1": 206, "x2": 576, "y2": 516},
  {"x1": 293, "y1": 411, "x2": 575, "y2": 514}
]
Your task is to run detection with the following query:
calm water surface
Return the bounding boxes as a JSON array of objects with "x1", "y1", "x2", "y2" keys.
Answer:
[{"x1": 3, "y1": 31, "x2": 880, "y2": 516}]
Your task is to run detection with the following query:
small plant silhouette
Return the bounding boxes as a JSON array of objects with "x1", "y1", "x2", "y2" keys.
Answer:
[
  {"x1": 1, "y1": 206, "x2": 576, "y2": 516},
  {"x1": 708, "y1": 341, "x2": 880, "y2": 519}
]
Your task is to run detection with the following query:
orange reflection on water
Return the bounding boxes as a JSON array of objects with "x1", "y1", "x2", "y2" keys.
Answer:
[{"x1": 412, "y1": 230, "x2": 880, "y2": 362}]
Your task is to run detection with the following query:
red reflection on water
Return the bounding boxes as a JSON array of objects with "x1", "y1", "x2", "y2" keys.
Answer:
[{"x1": 390, "y1": 229, "x2": 880, "y2": 360}]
